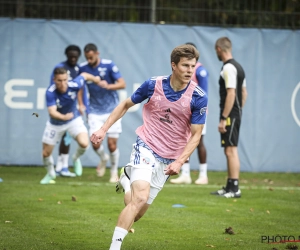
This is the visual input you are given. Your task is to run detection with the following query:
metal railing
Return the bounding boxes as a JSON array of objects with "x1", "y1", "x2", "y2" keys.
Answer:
[{"x1": 0, "y1": 0, "x2": 299, "y2": 29}]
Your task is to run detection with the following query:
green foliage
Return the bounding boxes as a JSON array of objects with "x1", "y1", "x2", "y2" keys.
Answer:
[
  {"x1": 0, "y1": 0, "x2": 299, "y2": 29},
  {"x1": 0, "y1": 166, "x2": 300, "y2": 250}
]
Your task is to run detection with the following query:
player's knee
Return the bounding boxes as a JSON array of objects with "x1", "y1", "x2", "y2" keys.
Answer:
[
  {"x1": 107, "y1": 138, "x2": 117, "y2": 152},
  {"x1": 225, "y1": 146, "x2": 237, "y2": 157},
  {"x1": 79, "y1": 141, "x2": 89, "y2": 149},
  {"x1": 92, "y1": 142, "x2": 101, "y2": 150},
  {"x1": 108, "y1": 145, "x2": 117, "y2": 152},
  {"x1": 224, "y1": 149, "x2": 231, "y2": 157},
  {"x1": 136, "y1": 195, "x2": 148, "y2": 206},
  {"x1": 108, "y1": 142, "x2": 117, "y2": 152},
  {"x1": 132, "y1": 194, "x2": 148, "y2": 210},
  {"x1": 77, "y1": 137, "x2": 89, "y2": 148},
  {"x1": 42, "y1": 149, "x2": 51, "y2": 158}
]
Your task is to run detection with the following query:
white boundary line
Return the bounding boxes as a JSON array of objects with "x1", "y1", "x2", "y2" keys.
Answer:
[
  {"x1": 6, "y1": 180, "x2": 300, "y2": 191},
  {"x1": 65, "y1": 182, "x2": 300, "y2": 191}
]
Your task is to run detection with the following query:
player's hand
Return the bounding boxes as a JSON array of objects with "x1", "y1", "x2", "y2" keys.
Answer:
[
  {"x1": 94, "y1": 76, "x2": 101, "y2": 85},
  {"x1": 90, "y1": 128, "x2": 106, "y2": 145},
  {"x1": 97, "y1": 80, "x2": 108, "y2": 89},
  {"x1": 64, "y1": 112, "x2": 74, "y2": 121},
  {"x1": 218, "y1": 120, "x2": 227, "y2": 134},
  {"x1": 164, "y1": 161, "x2": 182, "y2": 176},
  {"x1": 79, "y1": 104, "x2": 86, "y2": 115}
]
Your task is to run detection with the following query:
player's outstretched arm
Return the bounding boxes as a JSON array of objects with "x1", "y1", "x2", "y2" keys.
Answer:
[
  {"x1": 106, "y1": 77, "x2": 126, "y2": 90},
  {"x1": 80, "y1": 72, "x2": 101, "y2": 84},
  {"x1": 48, "y1": 106, "x2": 74, "y2": 121},
  {"x1": 90, "y1": 98, "x2": 135, "y2": 144}
]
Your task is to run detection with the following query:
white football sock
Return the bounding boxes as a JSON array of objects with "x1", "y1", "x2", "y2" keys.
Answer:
[
  {"x1": 110, "y1": 148, "x2": 120, "y2": 175},
  {"x1": 72, "y1": 146, "x2": 87, "y2": 161},
  {"x1": 199, "y1": 163, "x2": 207, "y2": 178},
  {"x1": 55, "y1": 155, "x2": 63, "y2": 172},
  {"x1": 96, "y1": 144, "x2": 106, "y2": 159},
  {"x1": 181, "y1": 163, "x2": 190, "y2": 177},
  {"x1": 44, "y1": 155, "x2": 55, "y2": 177},
  {"x1": 61, "y1": 154, "x2": 69, "y2": 168},
  {"x1": 109, "y1": 226, "x2": 128, "y2": 250}
]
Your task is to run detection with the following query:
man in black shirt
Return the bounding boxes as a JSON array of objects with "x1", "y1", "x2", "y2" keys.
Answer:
[{"x1": 211, "y1": 37, "x2": 248, "y2": 198}]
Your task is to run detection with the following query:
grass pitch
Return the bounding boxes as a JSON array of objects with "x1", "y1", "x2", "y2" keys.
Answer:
[{"x1": 0, "y1": 166, "x2": 300, "y2": 250}]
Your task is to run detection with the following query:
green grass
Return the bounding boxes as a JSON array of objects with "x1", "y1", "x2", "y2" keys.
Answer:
[{"x1": 1, "y1": 166, "x2": 300, "y2": 250}]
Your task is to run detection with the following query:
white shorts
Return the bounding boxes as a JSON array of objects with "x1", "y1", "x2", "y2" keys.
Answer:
[
  {"x1": 124, "y1": 143, "x2": 169, "y2": 205},
  {"x1": 202, "y1": 123, "x2": 206, "y2": 135},
  {"x1": 42, "y1": 117, "x2": 88, "y2": 145},
  {"x1": 88, "y1": 113, "x2": 122, "y2": 138}
]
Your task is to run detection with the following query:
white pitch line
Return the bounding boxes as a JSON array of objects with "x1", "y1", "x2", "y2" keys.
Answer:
[
  {"x1": 5, "y1": 180, "x2": 300, "y2": 191},
  {"x1": 64, "y1": 182, "x2": 300, "y2": 191},
  {"x1": 164, "y1": 184, "x2": 300, "y2": 191}
]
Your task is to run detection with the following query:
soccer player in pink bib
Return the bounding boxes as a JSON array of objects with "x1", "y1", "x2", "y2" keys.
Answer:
[{"x1": 90, "y1": 44, "x2": 208, "y2": 250}]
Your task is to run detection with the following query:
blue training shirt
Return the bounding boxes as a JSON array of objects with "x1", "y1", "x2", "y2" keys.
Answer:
[
  {"x1": 49, "y1": 61, "x2": 80, "y2": 85},
  {"x1": 79, "y1": 59, "x2": 122, "y2": 115},
  {"x1": 131, "y1": 75, "x2": 208, "y2": 125},
  {"x1": 46, "y1": 75, "x2": 85, "y2": 125}
]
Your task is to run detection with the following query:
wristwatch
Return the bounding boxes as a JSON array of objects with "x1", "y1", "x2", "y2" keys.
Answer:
[{"x1": 221, "y1": 115, "x2": 227, "y2": 120}]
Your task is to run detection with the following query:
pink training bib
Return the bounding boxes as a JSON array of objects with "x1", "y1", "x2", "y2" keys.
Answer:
[{"x1": 136, "y1": 76, "x2": 197, "y2": 159}]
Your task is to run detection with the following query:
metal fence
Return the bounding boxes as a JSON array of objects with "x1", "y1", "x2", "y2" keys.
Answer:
[{"x1": 0, "y1": 0, "x2": 300, "y2": 29}]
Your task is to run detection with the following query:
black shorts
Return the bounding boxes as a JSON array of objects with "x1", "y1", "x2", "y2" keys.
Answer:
[{"x1": 220, "y1": 115, "x2": 241, "y2": 147}]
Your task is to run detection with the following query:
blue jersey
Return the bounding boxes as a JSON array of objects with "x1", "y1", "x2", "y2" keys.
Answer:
[
  {"x1": 46, "y1": 75, "x2": 85, "y2": 125},
  {"x1": 79, "y1": 59, "x2": 122, "y2": 115},
  {"x1": 131, "y1": 75, "x2": 207, "y2": 124},
  {"x1": 50, "y1": 61, "x2": 80, "y2": 85},
  {"x1": 195, "y1": 65, "x2": 209, "y2": 95},
  {"x1": 50, "y1": 61, "x2": 89, "y2": 112}
]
